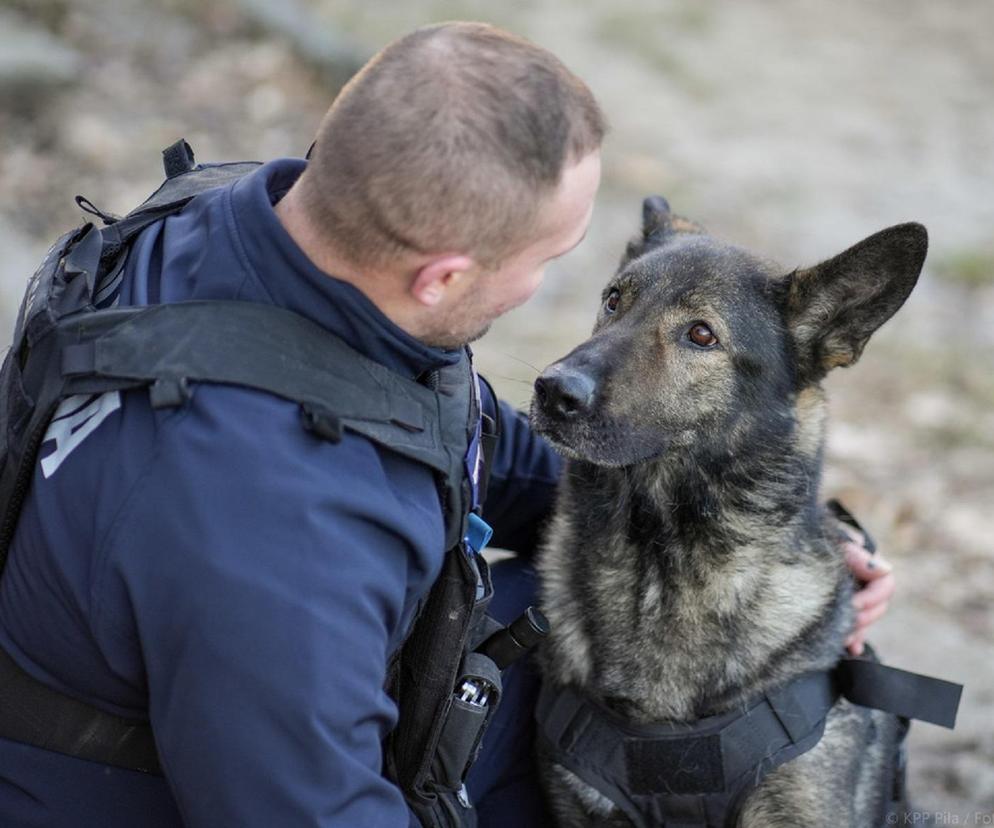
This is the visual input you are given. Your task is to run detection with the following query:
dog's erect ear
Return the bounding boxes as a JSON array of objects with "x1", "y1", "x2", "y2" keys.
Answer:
[
  {"x1": 781, "y1": 222, "x2": 927, "y2": 383},
  {"x1": 618, "y1": 195, "x2": 706, "y2": 268}
]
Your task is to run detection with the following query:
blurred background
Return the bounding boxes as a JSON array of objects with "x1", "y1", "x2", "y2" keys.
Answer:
[{"x1": 1, "y1": 0, "x2": 991, "y2": 815}]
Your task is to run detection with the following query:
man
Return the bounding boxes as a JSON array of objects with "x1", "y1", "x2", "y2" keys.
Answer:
[{"x1": 0, "y1": 21, "x2": 892, "y2": 827}]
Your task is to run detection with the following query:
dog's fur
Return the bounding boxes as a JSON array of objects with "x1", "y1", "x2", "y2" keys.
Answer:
[{"x1": 530, "y1": 198, "x2": 927, "y2": 826}]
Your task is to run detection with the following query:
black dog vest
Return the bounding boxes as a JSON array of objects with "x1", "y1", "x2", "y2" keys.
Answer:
[{"x1": 536, "y1": 654, "x2": 962, "y2": 827}]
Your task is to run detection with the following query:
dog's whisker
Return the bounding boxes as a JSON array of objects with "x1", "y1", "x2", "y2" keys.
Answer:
[
  {"x1": 490, "y1": 375, "x2": 535, "y2": 386},
  {"x1": 495, "y1": 352, "x2": 542, "y2": 374}
]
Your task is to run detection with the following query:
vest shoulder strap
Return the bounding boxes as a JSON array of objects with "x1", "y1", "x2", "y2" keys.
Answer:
[
  {"x1": 57, "y1": 299, "x2": 477, "y2": 552},
  {"x1": 57, "y1": 300, "x2": 458, "y2": 476}
]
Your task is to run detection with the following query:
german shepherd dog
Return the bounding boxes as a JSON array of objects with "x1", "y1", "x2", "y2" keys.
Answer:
[{"x1": 530, "y1": 197, "x2": 927, "y2": 826}]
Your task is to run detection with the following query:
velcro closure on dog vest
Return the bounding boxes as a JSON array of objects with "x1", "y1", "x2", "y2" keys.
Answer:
[{"x1": 625, "y1": 733, "x2": 724, "y2": 795}]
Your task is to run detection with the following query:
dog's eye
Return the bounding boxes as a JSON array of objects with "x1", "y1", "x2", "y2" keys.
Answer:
[
  {"x1": 605, "y1": 289, "x2": 621, "y2": 313},
  {"x1": 687, "y1": 323, "x2": 718, "y2": 348}
]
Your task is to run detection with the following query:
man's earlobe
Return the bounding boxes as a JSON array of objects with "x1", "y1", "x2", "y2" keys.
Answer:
[{"x1": 411, "y1": 254, "x2": 477, "y2": 307}]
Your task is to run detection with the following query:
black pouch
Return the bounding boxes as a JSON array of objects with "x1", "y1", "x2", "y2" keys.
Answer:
[{"x1": 431, "y1": 651, "x2": 502, "y2": 792}]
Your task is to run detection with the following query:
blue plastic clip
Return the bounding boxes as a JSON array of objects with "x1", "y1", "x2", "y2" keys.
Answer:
[{"x1": 463, "y1": 513, "x2": 493, "y2": 555}]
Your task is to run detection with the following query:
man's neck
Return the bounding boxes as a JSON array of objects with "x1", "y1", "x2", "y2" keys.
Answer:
[
  {"x1": 273, "y1": 186, "x2": 426, "y2": 338},
  {"x1": 273, "y1": 187, "x2": 368, "y2": 288}
]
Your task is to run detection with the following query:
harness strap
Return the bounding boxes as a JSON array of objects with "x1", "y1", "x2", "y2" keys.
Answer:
[
  {"x1": 162, "y1": 138, "x2": 196, "y2": 179},
  {"x1": 0, "y1": 645, "x2": 160, "y2": 774},
  {"x1": 56, "y1": 301, "x2": 455, "y2": 478},
  {"x1": 536, "y1": 672, "x2": 837, "y2": 827},
  {"x1": 836, "y1": 657, "x2": 961, "y2": 729},
  {"x1": 537, "y1": 656, "x2": 962, "y2": 827}
]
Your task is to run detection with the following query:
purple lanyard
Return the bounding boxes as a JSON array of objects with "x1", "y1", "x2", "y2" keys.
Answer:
[
  {"x1": 462, "y1": 368, "x2": 493, "y2": 556},
  {"x1": 464, "y1": 368, "x2": 483, "y2": 511}
]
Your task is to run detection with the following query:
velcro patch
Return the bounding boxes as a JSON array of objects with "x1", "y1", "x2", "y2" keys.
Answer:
[{"x1": 624, "y1": 733, "x2": 725, "y2": 795}]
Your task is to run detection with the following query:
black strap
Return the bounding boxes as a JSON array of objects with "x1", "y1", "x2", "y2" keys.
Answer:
[
  {"x1": 536, "y1": 655, "x2": 963, "y2": 827},
  {"x1": 476, "y1": 375, "x2": 502, "y2": 507},
  {"x1": 0, "y1": 644, "x2": 161, "y2": 774},
  {"x1": 162, "y1": 138, "x2": 196, "y2": 179},
  {"x1": 74, "y1": 195, "x2": 120, "y2": 226},
  {"x1": 536, "y1": 671, "x2": 838, "y2": 827},
  {"x1": 56, "y1": 301, "x2": 455, "y2": 477},
  {"x1": 62, "y1": 223, "x2": 104, "y2": 307},
  {"x1": 836, "y1": 657, "x2": 962, "y2": 729},
  {"x1": 825, "y1": 498, "x2": 877, "y2": 554}
]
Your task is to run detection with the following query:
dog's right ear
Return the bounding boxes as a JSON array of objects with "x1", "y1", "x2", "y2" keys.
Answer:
[
  {"x1": 618, "y1": 196, "x2": 705, "y2": 268},
  {"x1": 779, "y1": 222, "x2": 927, "y2": 384}
]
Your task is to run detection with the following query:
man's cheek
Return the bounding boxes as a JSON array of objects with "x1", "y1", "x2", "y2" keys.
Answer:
[{"x1": 507, "y1": 270, "x2": 544, "y2": 311}]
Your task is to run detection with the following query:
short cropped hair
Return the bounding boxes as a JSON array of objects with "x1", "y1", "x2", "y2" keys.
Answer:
[{"x1": 297, "y1": 21, "x2": 607, "y2": 271}]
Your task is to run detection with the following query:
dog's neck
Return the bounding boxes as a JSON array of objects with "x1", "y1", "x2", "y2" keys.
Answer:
[{"x1": 539, "y1": 387, "x2": 854, "y2": 722}]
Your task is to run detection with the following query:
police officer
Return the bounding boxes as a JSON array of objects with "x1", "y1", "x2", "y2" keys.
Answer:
[{"x1": 0, "y1": 20, "x2": 893, "y2": 827}]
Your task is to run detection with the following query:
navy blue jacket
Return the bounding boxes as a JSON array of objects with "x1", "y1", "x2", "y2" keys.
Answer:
[{"x1": 0, "y1": 159, "x2": 561, "y2": 827}]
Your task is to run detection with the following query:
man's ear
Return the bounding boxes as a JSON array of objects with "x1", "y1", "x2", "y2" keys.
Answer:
[
  {"x1": 410, "y1": 254, "x2": 477, "y2": 307},
  {"x1": 780, "y1": 222, "x2": 927, "y2": 384},
  {"x1": 618, "y1": 195, "x2": 706, "y2": 268}
]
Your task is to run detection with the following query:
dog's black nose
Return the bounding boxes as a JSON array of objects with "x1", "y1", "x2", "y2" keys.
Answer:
[{"x1": 534, "y1": 369, "x2": 596, "y2": 419}]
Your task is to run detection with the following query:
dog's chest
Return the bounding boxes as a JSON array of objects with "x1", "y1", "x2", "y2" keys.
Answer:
[
  {"x1": 541, "y1": 532, "x2": 746, "y2": 718},
  {"x1": 539, "y1": 495, "x2": 845, "y2": 722}
]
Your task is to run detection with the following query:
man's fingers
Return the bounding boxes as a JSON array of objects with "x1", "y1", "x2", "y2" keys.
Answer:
[
  {"x1": 844, "y1": 542, "x2": 892, "y2": 582},
  {"x1": 846, "y1": 631, "x2": 867, "y2": 657},
  {"x1": 841, "y1": 531, "x2": 895, "y2": 657},
  {"x1": 855, "y1": 600, "x2": 890, "y2": 630},
  {"x1": 852, "y1": 570, "x2": 896, "y2": 611}
]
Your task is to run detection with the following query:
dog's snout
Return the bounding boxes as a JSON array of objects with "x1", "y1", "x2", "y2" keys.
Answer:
[{"x1": 534, "y1": 369, "x2": 597, "y2": 419}]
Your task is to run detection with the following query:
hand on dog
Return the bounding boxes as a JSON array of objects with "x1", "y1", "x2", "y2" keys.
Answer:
[{"x1": 842, "y1": 528, "x2": 895, "y2": 656}]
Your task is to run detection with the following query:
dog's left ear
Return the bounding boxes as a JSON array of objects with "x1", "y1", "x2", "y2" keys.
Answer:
[
  {"x1": 780, "y1": 222, "x2": 927, "y2": 383},
  {"x1": 618, "y1": 196, "x2": 705, "y2": 268}
]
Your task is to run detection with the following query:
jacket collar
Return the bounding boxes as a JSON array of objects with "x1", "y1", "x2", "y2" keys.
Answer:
[{"x1": 228, "y1": 158, "x2": 461, "y2": 379}]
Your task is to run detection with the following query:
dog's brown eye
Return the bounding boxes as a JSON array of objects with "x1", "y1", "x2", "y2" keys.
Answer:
[
  {"x1": 605, "y1": 289, "x2": 621, "y2": 313},
  {"x1": 688, "y1": 323, "x2": 718, "y2": 347}
]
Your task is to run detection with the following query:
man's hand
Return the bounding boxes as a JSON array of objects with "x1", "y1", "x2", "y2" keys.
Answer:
[{"x1": 841, "y1": 527, "x2": 895, "y2": 656}]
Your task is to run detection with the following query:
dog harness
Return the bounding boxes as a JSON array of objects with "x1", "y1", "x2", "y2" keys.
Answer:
[{"x1": 536, "y1": 654, "x2": 962, "y2": 827}]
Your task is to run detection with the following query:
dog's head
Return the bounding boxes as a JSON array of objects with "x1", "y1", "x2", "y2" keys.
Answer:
[{"x1": 531, "y1": 196, "x2": 927, "y2": 466}]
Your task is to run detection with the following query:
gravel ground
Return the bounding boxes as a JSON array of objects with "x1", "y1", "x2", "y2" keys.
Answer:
[{"x1": 1, "y1": 0, "x2": 991, "y2": 816}]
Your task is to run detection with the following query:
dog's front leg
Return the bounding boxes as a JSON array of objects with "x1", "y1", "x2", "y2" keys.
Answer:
[{"x1": 538, "y1": 755, "x2": 632, "y2": 827}]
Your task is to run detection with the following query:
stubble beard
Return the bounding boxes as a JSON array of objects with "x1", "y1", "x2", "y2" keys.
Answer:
[
  {"x1": 421, "y1": 320, "x2": 491, "y2": 350},
  {"x1": 419, "y1": 298, "x2": 494, "y2": 349}
]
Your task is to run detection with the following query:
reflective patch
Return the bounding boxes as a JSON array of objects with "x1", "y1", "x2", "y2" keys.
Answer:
[{"x1": 40, "y1": 392, "x2": 121, "y2": 478}]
